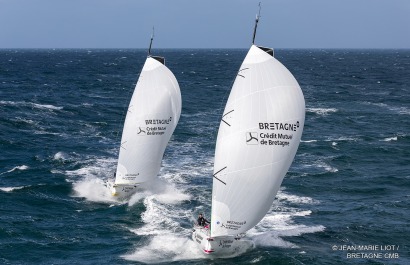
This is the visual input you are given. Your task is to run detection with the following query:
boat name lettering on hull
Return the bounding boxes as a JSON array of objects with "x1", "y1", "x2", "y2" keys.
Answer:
[{"x1": 219, "y1": 239, "x2": 234, "y2": 248}]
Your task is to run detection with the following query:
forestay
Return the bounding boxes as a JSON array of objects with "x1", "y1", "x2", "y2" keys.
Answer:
[
  {"x1": 211, "y1": 45, "x2": 305, "y2": 237},
  {"x1": 115, "y1": 57, "x2": 181, "y2": 185}
]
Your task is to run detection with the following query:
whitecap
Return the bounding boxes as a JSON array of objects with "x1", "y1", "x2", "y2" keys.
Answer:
[
  {"x1": 249, "y1": 207, "x2": 325, "y2": 248},
  {"x1": 0, "y1": 186, "x2": 26, "y2": 192},
  {"x1": 381, "y1": 136, "x2": 397, "y2": 142},
  {"x1": 276, "y1": 191, "x2": 319, "y2": 205},
  {"x1": 53, "y1": 151, "x2": 70, "y2": 161},
  {"x1": 0, "y1": 165, "x2": 29, "y2": 175},
  {"x1": 306, "y1": 107, "x2": 338, "y2": 115},
  {"x1": 0, "y1": 100, "x2": 63, "y2": 110},
  {"x1": 301, "y1": 139, "x2": 317, "y2": 143}
]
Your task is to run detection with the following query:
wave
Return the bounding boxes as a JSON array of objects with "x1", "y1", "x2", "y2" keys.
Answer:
[
  {"x1": 306, "y1": 107, "x2": 338, "y2": 115},
  {"x1": 249, "y1": 206, "x2": 325, "y2": 248},
  {"x1": 124, "y1": 179, "x2": 197, "y2": 263},
  {"x1": 53, "y1": 151, "x2": 70, "y2": 161},
  {"x1": 299, "y1": 156, "x2": 339, "y2": 174},
  {"x1": 301, "y1": 139, "x2": 317, "y2": 143},
  {"x1": 363, "y1": 102, "x2": 410, "y2": 115},
  {"x1": 66, "y1": 156, "x2": 118, "y2": 203},
  {"x1": 0, "y1": 186, "x2": 26, "y2": 192},
  {"x1": 71, "y1": 176, "x2": 118, "y2": 203},
  {"x1": 0, "y1": 165, "x2": 29, "y2": 175},
  {"x1": 381, "y1": 136, "x2": 397, "y2": 142},
  {"x1": 66, "y1": 140, "x2": 323, "y2": 262},
  {"x1": 324, "y1": 136, "x2": 358, "y2": 142},
  {"x1": 276, "y1": 190, "x2": 319, "y2": 205},
  {"x1": 124, "y1": 175, "x2": 323, "y2": 263},
  {"x1": 0, "y1": 100, "x2": 63, "y2": 110}
]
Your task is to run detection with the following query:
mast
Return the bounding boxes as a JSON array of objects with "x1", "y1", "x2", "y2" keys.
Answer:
[
  {"x1": 252, "y1": 2, "x2": 262, "y2": 45},
  {"x1": 148, "y1": 27, "x2": 154, "y2": 56}
]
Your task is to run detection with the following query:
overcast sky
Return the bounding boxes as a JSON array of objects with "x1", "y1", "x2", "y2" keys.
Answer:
[{"x1": 1, "y1": 0, "x2": 409, "y2": 49}]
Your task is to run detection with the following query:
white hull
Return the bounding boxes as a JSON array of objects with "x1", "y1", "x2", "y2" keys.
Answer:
[
  {"x1": 106, "y1": 181, "x2": 138, "y2": 198},
  {"x1": 192, "y1": 226, "x2": 250, "y2": 255}
]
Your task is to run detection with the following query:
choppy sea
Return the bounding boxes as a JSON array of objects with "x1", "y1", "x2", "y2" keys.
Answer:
[{"x1": 0, "y1": 49, "x2": 409, "y2": 264}]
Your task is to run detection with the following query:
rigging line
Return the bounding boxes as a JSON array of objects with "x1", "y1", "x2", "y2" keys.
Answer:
[{"x1": 252, "y1": 2, "x2": 262, "y2": 45}]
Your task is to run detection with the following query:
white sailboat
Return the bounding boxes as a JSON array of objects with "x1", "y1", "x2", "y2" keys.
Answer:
[
  {"x1": 192, "y1": 6, "x2": 305, "y2": 255},
  {"x1": 108, "y1": 32, "x2": 182, "y2": 197}
]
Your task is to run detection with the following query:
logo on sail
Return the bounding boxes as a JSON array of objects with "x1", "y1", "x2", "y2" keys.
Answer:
[
  {"x1": 246, "y1": 132, "x2": 258, "y2": 145},
  {"x1": 137, "y1": 127, "x2": 146, "y2": 136}
]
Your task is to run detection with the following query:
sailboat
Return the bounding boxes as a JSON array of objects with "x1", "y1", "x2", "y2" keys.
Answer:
[
  {"x1": 192, "y1": 5, "x2": 305, "y2": 255},
  {"x1": 108, "y1": 31, "x2": 182, "y2": 197}
]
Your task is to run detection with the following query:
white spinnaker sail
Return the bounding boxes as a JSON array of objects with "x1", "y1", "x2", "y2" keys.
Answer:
[
  {"x1": 210, "y1": 45, "x2": 305, "y2": 237},
  {"x1": 115, "y1": 57, "x2": 181, "y2": 185}
]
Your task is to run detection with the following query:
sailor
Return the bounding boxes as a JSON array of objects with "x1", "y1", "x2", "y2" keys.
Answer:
[{"x1": 197, "y1": 213, "x2": 210, "y2": 227}]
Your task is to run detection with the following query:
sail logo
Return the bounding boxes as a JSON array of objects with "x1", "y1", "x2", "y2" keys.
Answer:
[
  {"x1": 137, "y1": 127, "x2": 146, "y2": 136},
  {"x1": 259, "y1": 121, "x2": 300, "y2": 131},
  {"x1": 220, "y1": 220, "x2": 246, "y2": 231},
  {"x1": 145, "y1": 117, "x2": 172, "y2": 125},
  {"x1": 246, "y1": 132, "x2": 259, "y2": 145}
]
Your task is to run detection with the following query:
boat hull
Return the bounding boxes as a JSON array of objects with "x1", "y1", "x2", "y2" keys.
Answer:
[
  {"x1": 106, "y1": 181, "x2": 138, "y2": 198},
  {"x1": 192, "y1": 226, "x2": 249, "y2": 255}
]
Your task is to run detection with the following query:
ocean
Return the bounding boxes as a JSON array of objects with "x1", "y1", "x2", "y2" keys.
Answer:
[{"x1": 0, "y1": 48, "x2": 409, "y2": 264}]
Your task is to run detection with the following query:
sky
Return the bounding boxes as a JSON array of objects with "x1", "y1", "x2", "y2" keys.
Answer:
[{"x1": 0, "y1": 0, "x2": 409, "y2": 49}]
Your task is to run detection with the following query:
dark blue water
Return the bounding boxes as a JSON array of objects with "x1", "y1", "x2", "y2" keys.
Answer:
[{"x1": 0, "y1": 49, "x2": 409, "y2": 264}]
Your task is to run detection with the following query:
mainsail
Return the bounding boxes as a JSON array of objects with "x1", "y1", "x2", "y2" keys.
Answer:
[
  {"x1": 114, "y1": 56, "x2": 181, "y2": 187},
  {"x1": 210, "y1": 45, "x2": 305, "y2": 237}
]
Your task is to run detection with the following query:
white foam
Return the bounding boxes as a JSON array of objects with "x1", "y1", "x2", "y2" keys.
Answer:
[
  {"x1": 313, "y1": 161, "x2": 338, "y2": 173},
  {"x1": 243, "y1": 190, "x2": 325, "y2": 249},
  {"x1": 65, "y1": 157, "x2": 116, "y2": 180},
  {"x1": 66, "y1": 156, "x2": 119, "y2": 203},
  {"x1": 0, "y1": 100, "x2": 63, "y2": 110},
  {"x1": 390, "y1": 106, "x2": 410, "y2": 115},
  {"x1": 301, "y1": 139, "x2": 317, "y2": 143},
  {"x1": 249, "y1": 207, "x2": 325, "y2": 248},
  {"x1": 325, "y1": 136, "x2": 358, "y2": 142},
  {"x1": 276, "y1": 191, "x2": 318, "y2": 205},
  {"x1": 381, "y1": 136, "x2": 397, "y2": 142},
  {"x1": 306, "y1": 107, "x2": 338, "y2": 115},
  {"x1": 53, "y1": 151, "x2": 70, "y2": 161},
  {"x1": 0, "y1": 165, "x2": 29, "y2": 175},
  {"x1": 123, "y1": 234, "x2": 203, "y2": 263},
  {"x1": 301, "y1": 160, "x2": 338, "y2": 173},
  {"x1": 366, "y1": 102, "x2": 410, "y2": 115},
  {"x1": 0, "y1": 186, "x2": 26, "y2": 192},
  {"x1": 125, "y1": 181, "x2": 199, "y2": 263},
  {"x1": 71, "y1": 176, "x2": 119, "y2": 203}
]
